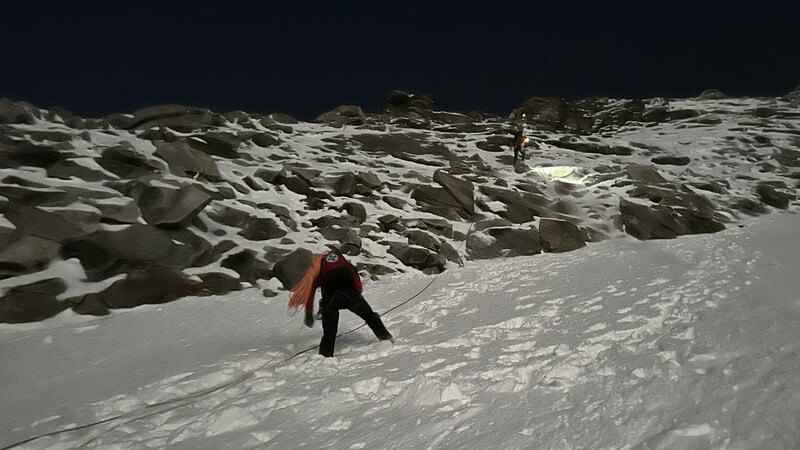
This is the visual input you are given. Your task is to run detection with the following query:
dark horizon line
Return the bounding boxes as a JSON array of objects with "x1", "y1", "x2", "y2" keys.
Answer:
[{"x1": 3, "y1": 85, "x2": 797, "y2": 122}]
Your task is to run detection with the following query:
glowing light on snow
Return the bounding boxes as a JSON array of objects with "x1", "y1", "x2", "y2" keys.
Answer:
[{"x1": 528, "y1": 166, "x2": 589, "y2": 185}]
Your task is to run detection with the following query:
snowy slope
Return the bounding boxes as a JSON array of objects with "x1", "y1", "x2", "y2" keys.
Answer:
[{"x1": 2, "y1": 212, "x2": 799, "y2": 449}]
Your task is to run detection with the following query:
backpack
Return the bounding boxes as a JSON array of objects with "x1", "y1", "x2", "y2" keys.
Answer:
[{"x1": 319, "y1": 248, "x2": 363, "y2": 293}]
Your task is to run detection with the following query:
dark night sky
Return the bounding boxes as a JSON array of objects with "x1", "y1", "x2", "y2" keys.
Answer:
[{"x1": 3, "y1": 0, "x2": 799, "y2": 120}]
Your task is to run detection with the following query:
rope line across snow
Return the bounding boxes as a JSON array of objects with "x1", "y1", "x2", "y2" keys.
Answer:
[{"x1": 2, "y1": 193, "x2": 482, "y2": 450}]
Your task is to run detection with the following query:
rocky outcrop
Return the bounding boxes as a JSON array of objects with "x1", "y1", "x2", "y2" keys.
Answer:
[
  {"x1": 272, "y1": 248, "x2": 313, "y2": 290},
  {"x1": 467, "y1": 226, "x2": 542, "y2": 260},
  {"x1": 316, "y1": 105, "x2": 366, "y2": 127},
  {"x1": 539, "y1": 219, "x2": 587, "y2": 253},
  {"x1": 0, "y1": 278, "x2": 68, "y2": 323},
  {"x1": 1, "y1": 93, "x2": 798, "y2": 323},
  {"x1": 154, "y1": 140, "x2": 223, "y2": 181},
  {"x1": 511, "y1": 97, "x2": 595, "y2": 133},
  {"x1": 106, "y1": 104, "x2": 220, "y2": 132}
]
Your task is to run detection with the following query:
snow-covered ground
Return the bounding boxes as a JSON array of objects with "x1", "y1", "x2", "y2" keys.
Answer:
[{"x1": 2, "y1": 212, "x2": 799, "y2": 449}]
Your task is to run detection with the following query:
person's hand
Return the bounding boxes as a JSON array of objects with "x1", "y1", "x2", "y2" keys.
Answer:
[{"x1": 304, "y1": 311, "x2": 314, "y2": 328}]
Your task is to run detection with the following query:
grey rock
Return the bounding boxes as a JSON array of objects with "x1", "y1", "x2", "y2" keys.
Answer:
[
  {"x1": 698, "y1": 89, "x2": 726, "y2": 100},
  {"x1": 272, "y1": 248, "x2": 313, "y2": 290},
  {"x1": 319, "y1": 227, "x2": 362, "y2": 255},
  {"x1": 154, "y1": 140, "x2": 222, "y2": 181},
  {"x1": 254, "y1": 167, "x2": 286, "y2": 184},
  {"x1": 329, "y1": 172, "x2": 359, "y2": 196},
  {"x1": 382, "y1": 195, "x2": 407, "y2": 210},
  {"x1": 96, "y1": 142, "x2": 165, "y2": 179},
  {"x1": 82, "y1": 267, "x2": 200, "y2": 309},
  {"x1": 539, "y1": 218, "x2": 587, "y2": 253},
  {"x1": 138, "y1": 184, "x2": 213, "y2": 228},
  {"x1": 268, "y1": 113, "x2": 299, "y2": 124},
  {"x1": 342, "y1": 202, "x2": 368, "y2": 224},
  {"x1": 0, "y1": 98, "x2": 41, "y2": 124},
  {"x1": 474, "y1": 218, "x2": 513, "y2": 231},
  {"x1": 0, "y1": 234, "x2": 60, "y2": 276},
  {"x1": 387, "y1": 243, "x2": 445, "y2": 272},
  {"x1": 106, "y1": 104, "x2": 217, "y2": 132},
  {"x1": 0, "y1": 278, "x2": 68, "y2": 323},
  {"x1": 433, "y1": 170, "x2": 475, "y2": 214},
  {"x1": 651, "y1": 156, "x2": 690, "y2": 166},
  {"x1": 185, "y1": 132, "x2": 243, "y2": 159},
  {"x1": 385, "y1": 90, "x2": 434, "y2": 115},
  {"x1": 358, "y1": 171, "x2": 383, "y2": 190},
  {"x1": 627, "y1": 165, "x2": 668, "y2": 184},
  {"x1": 406, "y1": 230, "x2": 438, "y2": 251},
  {"x1": 251, "y1": 132, "x2": 280, "y2": 147},
  {"x1": 756, "y1": 184, "x2": 794, "y2": 209},
  {"x1": 467, "y1": 227, "x2": 541, "y2": 259},
  {"x1": 221, "y1": 250, "x2": 271, "y2": 283},
  {"x1": 316, "y1": 105, "x2": 365, "y2": 126},
  {"x1": 511, "y1": 97, "x2": 594, "y2": 133},
  {"x1": 619, "y1": 199, "x2": 725, "y2": 240},
  {"x1": 238, "y1": 217, "x2": 288, "y2": 241},
  {"x1": 5, "y1": 205, "x2": 100, "y2": 241}
]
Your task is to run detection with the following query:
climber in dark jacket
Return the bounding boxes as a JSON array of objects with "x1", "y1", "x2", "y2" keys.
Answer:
[
  {"x1": 289, "y1": 247, "x2": 392, "y2": 357},
  {"x1": 511, "y1": 127, "x2": 526, "y2": 164}
]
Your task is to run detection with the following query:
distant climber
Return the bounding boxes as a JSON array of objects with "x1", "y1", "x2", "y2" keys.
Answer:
[
  {"x1": 289, "y1": 247, "x2": 393, "y2": 357},
  {"x1": 511, "y1": 125, "x2": 527, "y2": 164}
]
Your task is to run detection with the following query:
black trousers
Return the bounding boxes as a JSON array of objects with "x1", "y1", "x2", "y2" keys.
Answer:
[
  {"x1": 513, "y1": 145, "x2": 525, "y2": 163},
  {"x1": 318, "y1": 291, "x2": 391, "y2": 357}
]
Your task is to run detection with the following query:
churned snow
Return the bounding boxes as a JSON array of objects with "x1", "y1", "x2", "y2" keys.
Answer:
[{"x1": 2, "y1": 213, "x2": 799, "y2": 449}]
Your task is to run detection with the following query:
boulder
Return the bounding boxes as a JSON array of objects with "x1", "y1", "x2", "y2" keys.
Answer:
[
  {"x1": 698, "y1": 89, "x2": 726, "y2": 100},
  {"x1": 96, "y1": 142, "x2": 164, "y2": 178},
  {"x1": 184, "y1": 132, "x2": 243, "y2": 159},
  {"x1": 316, "y1": 105, "x2": 366, "y2": 127},
  {"x1": 511, "y1": 97, "x2": 594, "y2": 133},
  {"x1": 433, "y1": 170, "x2": 475, "y2": 214},
  {"x1": 0, "y1": 278, "x2": 68, "y2": 323},
  {"x1": 651, "y1": 156, "x2": 690, "y2": 166},
  {"x1": 387, "y1": 243, "x2": 446, "y2": 272},
  {"x1": 154, "y1": 140, "x2": 222, "y2": 181},
  {"x1": 0, "y1": 98, "x2": 41, "y2": 124},
  {"x1": 0, "y1": 234, "x2": 60, "y2": 276},
  {"x1": 319, "y1": 227, "x2": 362, "y2": 255},
  {"x1": 467, "y1": 227, "x2": 541, "y2": 260},
  {"x1": 221, "y1": 250, "x2": 271, "y2": 283},
  {"x1": 411, "y1": 186, "x2": 465, "y2": 218},
  {"x1": 267, "y1": 113, "x2": 299, "y2": 124},
  {"x1": 358, "y1": 171, "x2": 383, "y2": 190},
  {"x1": 138, "y1": 184, "x2": 213, "y2": 228},
  {"x1": 539, "y1": 218, "x2": 587, "y2": 253},
  {"x1": 329, "y1": 172, "x2": 359, "y2": 196},
  {"x1": 251, "y1": 132, "x2": 280, "y2": 147},
  {"x1": 106, "y1": 104, "x2": 217, "y2": 132},
  {"x1": 385, "y1": 90, "x2": 434, "y2": 115},
  {"x1": 377, "y1": 215, "x2": 404, "y2": 233},
  {"x1": 342, "y1": 202, "x2": 368, "y2": 224},
  {"x1": 619, "y1": 199, "x2": 725, "y2": 240},
  {"x1": 756, "y1": 184, "x2": 794, "y2": 209},
  {"x1": 4, "y1": 205, "x2": 100, "y2": 241},
  {"x1": 627, "y1": 165, "x2": 668, "y2": 184},
  {"x1": 271, "y1": 248, "x2": 314, "y2": 290},
  {"x1": 62, "y1": 225, "x2": 209, "y2": 280},
  {"x1": 785, "y1": 84, "x2": 800, "y2": 103},
  {"x1": 238, "y1": 217, "x2": 288, "y2": 241},
  {"x1": 406, "y1": 230, "x2": 438, "y2": 251},
  {"x1": 82, "y1": 267, "x2": 200, "y2": 309},
  {"x1": 0, "y1": 138, "x2": 63, "y2": 170}
]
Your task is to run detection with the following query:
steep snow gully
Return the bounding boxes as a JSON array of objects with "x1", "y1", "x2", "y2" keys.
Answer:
[{"x1": 2, "y1": 213, "x2": 800, "y2": 449}]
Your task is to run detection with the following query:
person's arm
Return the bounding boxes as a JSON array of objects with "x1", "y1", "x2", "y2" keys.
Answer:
[
  {"x1": 349, "y1": 263, "x2": 363, "y2": 293},
  {"x1": 304, "y1": 276, "x2": 319, "y2": 327}
]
